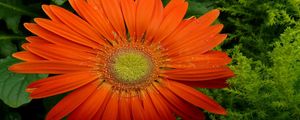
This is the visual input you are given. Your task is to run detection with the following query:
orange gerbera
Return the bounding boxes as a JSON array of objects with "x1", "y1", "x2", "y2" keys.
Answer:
[{"x1": 9, "y1": 0, "x2": 234, "y2": 119}]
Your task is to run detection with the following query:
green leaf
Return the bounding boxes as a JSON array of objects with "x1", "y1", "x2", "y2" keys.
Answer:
[
  {"x1": 5, "y1": 16, "x2": 21, "y2": 33},
  {"x1": 0, "y1": 0, "x2": 37, "y2": 33},
  {"x1": 0, "y1": 40, "x2": 17, "y2": 58},
  {"x1": 3, "y1": 112, "x2": 21, "y2": 120},
  {"x1": 186, "y1": 0, "x2": 215, "y2": 17},
  {"x1": 0, "y1": 0, "x2": 37, "y2": 17},
  {"x1": 0, "y1": 34, "x2": 24, "y2": 58},
  {"x1": 0, "y1": 56, "x2": 47, "y2": 108},
  {"x1": 52, "y1": 0, "x2": 67, "y2": 5}
]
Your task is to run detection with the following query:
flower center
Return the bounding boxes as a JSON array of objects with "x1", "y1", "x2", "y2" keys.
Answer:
[
  {"x1": 109, "y1": 50, "x2": 153, "y2": 83},
  {"x1": 96, "y1": 44, "x2": 163, "y2": 91}
]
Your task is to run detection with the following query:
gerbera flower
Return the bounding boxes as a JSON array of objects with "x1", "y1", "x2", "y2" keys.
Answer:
[{"x1": 9, "y1": 0, "x2": 234, "y2": 119}]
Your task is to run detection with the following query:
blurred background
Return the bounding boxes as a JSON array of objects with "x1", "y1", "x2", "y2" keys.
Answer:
[{"x1": 0, "y1": 0, "x2": 299, "y2": 119}]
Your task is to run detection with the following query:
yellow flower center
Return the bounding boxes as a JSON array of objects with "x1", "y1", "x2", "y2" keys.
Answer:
[
  {"x1": 110, "y1": 50, "x2": 152, "y2": 83},
  {"x1": 96, "y1": 43, "x2": 162, "y2": 91}
]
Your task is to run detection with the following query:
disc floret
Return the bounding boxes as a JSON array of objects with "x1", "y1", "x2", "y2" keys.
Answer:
[
  {"x1": 95, "y1": 44, "x2": 162, "y2": 91},
  {"x1": 110, "y1": 50, "x2": 152, "y2": 83}
]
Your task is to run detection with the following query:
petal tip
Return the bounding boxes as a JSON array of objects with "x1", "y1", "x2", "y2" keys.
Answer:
[
  {"x1": 33, "y1": 18, "x2": 44, "y2": 23},
  {"x1": 215, "y1": 24, "x2": 224, "y2": 30},
  {"x1": 41, "y1": 4, "x2": 49, "y2": 9},
  {"x1": 8, "y1": 64, "x2": 20, "y2": 73},
  {"x1": 211, "y1": 9, "x2": 220, "y2": 16},
  {"x1": 12, "y1": 52, "x2": 21, "y2": 59},
  {"x1": 21, "y1": 43, "x2": 29, "y2": 50},
  {"x1": 23, "y1": 23, "x2": 31, "y2": 29},
  {"x1": 221, "y1": 34, "x2": 228, "y2": 38},
  {"x1": 219, "y1": 110, "x2": 227, "y2": 115},
  {"x1": 26, "y1": 88, "x2": 35, "y2": 93}
]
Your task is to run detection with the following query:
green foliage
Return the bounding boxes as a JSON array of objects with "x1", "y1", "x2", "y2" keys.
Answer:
[
  {"x1": 0, "y1": 40, "x2": 17, "y2": 58},
  {"x1": 190, "y1": 1, "x2": 300, "y2": 119},
  {"x1": 0, "y1": 0, "x2": 46, "y2": 109},
  {"x1": 185, "y1": 0, "x2": 215, "y2": 17},
  {"x1": 213, "y1": 0, "x2": 300, "y2": 64},
  {"x1": 51, "y1": 0, "x2": 67, "y2": 5},
  {"x1": 0, "y1": 102, "x2": 22, "y2": 120},
  {"x1": 0, "y1": 56, "x2": 47, "y2": 108},
  {"x1": 204, "y1": 24, "x2": 300, "y2": 120},
  {"x1": 0, "y1": 0, "x2": 37, "y2": 33}
]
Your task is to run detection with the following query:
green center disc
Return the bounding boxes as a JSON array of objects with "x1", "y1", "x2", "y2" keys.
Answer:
[{"x1": 111, "y1": 51, "x2": 152, "y2": 83}]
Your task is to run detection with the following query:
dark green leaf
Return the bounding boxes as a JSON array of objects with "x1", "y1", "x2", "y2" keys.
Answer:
[
  {"x1": 0, "y1": 56, "x2": 47, "y2": 108},
  {"x1": 0, "y1": 40, "x2": 17, "y2": 58},
  {"x1": 4, "y1": 112, "x2": 21, "y2": 120},
  {"x1": 0, "y1": 0, "x2": 36, "y2": 17},
  {"x1": 186, "y1": 0, "x2": 214, "y2": 17},
  {"x1": 0, "y1": 0, "x2": 37, "y2": 33},
  {"x1": 0, "y1": 34, "x2": 24, "y2": 58},
  {"x1": 52, "y1": 0, "x2": 67, "y2": 5},
  {"x1": 4, "y1": 16, "x2": 21, "y2": 33}
]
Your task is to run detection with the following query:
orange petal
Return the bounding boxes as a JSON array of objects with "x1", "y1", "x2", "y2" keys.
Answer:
[
  {"x1": 69, "y1": 0, "x2": 115, "y2": 40},
  {"x1": 21, "y1": 43, "x2": 29, "y2": 51},
  {"x1": 145, "y1": 0, "x2": 163, "y2": 42},
  {"x1": 120, "y1": 0, "x2": 136, "y2": 38},
  {"x1": 91, "y1": 88, "x2": 113, "y2": 120},
  {"x1": 196, "y1": 9, "x2": 220, "y2": 28},
  {"x1": 102, "y1": 92, "x2": 119, "y2": 120},
  {"x1": 168, "y1": 51, "x2": 231, "y2": 66},
  {"x1": 87, "y1": 0, "x2": 118, "y2": 40},
  {"x1": 164, "y1": 9, "x2": 219, "y2": 41},
  {"x1": 49, "y1": 5, "x2": 107, "y2": 46},
  {"x1": 166, "y1": 34, "x2": 227, "y2": 56},
  {"x1": 169, "y1": 34, "x2": 227, "y2": 55},
  {"x1": 12, "y1": 51, "x2": 44, "y2": 61},
  {"x1": 45, "y1": 81, "x2": 99, "y2": 120},
  {"x1": 9, "y1": 61, "x2": 92, "y2": 74},
  {"x1": 175, "y1": 23, "x2": 223, "y2": 44},
  {"x1": 24, "y1": 23, "x2": 95, "y2": 53},
  {"x1": 164, "y1": 67, "x2": 234, "y2": 81},
  {"x1": 42, "y1": 5, "x2": 61, "y2": 22},
  {"x1": 33, "y1": 18, "x2": 100, "y2": 49},
  {"x1": 163, "y1": 0, "x2": 185, "y2": 15},
  {"x1": 197, "y1": 34, "x2": 228, "y2": 54},
  {"x1": 147, "y1": 87, "x2": 176, "y2": 120},
  {"x1": 68, "y1": 0, "x2": 82, "y2": 17},
  {"x1": 101, "y1": 0, "x2": 126, "y2": 37},
  {"x1": 165, "y1": 66, "x2": 232, "y2": 75},
  {"x1": 160, "y1": 17, "x2": 198, "y2": 46},
  {"x1": 26, "y1": 36, "x2": 51, "y2": 43},
  {"x1": 135, "y1": 0, "x2": 156, "y2": 38},
  {"x1": 68, "y1": 82, "x2": 112, "y2": 120},
  {"x1": 166, "y1": 80, "x2": 227, "y2": 115},
  {"x1": 141, "y1": 91, "x2": 162, "y2": 120},
  {"x1": 27, "y1": 71, "x2": 98, "y2": 98},
  {"x1": 164, "y1": 51, "x2": 232, "y2": 69},
  {"x1": 118, "y1": 92, "x2": 131, "y2": 120},
  {"x1": 26, "y1": 43, "x2": 96, "y2": 62},
  {"x1": 152, "y1": 1, "x2": 188, "y2": 44},
  {"x1": 131, "y1": 95, "x2": 145, "y2": 120},
  {"x1": 179, "y1": 78, "x2": 229, "y2": 88},
  {"x1": 154, "y1": 82, "x2": 205, "y2": 120},
  {"x1": 163, "y1": 25, "x2": 224, "y2": 56}
]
